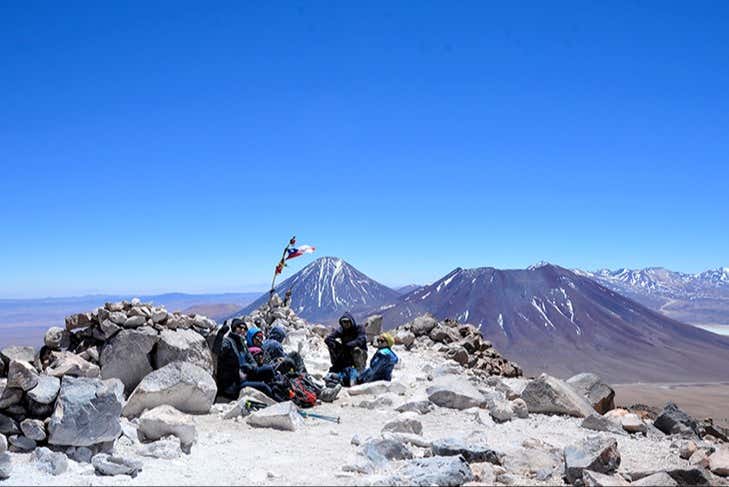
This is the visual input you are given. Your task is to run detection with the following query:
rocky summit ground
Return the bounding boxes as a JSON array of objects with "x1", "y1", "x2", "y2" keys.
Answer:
[{"x1": 1, "y1": 299, "x2": 729, "y2": 486}]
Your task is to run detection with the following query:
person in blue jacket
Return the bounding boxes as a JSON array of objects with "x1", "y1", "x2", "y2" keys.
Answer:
[
  {"x1": 324, "y1": 312, "x2": 368, "y2": 374},
  {"x1": 357, "y1": 332, "x2": 399, "y2": 384},
  {"x1": 261, "y1": 324, "x2": 307, "y2": 373}
]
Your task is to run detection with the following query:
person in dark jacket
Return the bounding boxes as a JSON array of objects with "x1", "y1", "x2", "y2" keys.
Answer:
[
  {"x1": 216, "y1": 322, "x2": 275, "y2": 399},
  {"x1": 325, "y1": 312, "x2": 368, "y2": 374},
  {"x1": 357, "y1": 333, "x2": 399, "y2": 384},
  {"x1": 262, "y1": 324, "x2": 308, "y2": 373}
]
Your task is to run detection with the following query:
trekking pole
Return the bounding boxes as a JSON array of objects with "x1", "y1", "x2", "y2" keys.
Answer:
[{"x1": 298, "y1": 410, "x2": 341, "y2": 423}]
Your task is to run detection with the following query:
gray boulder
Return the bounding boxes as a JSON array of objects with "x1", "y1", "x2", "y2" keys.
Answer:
[
  {"x1": 0, "y1": 434, "x2": 6, "y2": 454},
  {"x1": 631, "y1": 472, "x2": 679, "y2": 486},
  {"x1": 511, "y1": 398, "x2": 529, "y2": 418},
  {"x1": 431, "y1": 437, "x2": 502, "y2": 464},
  {"x1": 581, "y1": 414, "x2": 627, "y2": 436},
  {"x1": 100, "y1": 327, "x2": 159, "y2": 393},
  {"x1": 566, "y1": 373, "x2": 616, "y2": 414},
  {"x1": 92, "y1": 453, "x2": 142, "y2": 477},
  {"x1": 246, "y1": 401, "x2": 303, "y2": 432},
  {"x1": 364, "y1": 315, "x2": 383, "y2": 343},
  {"x1": 0, "y1": 452, "x2": 11, "y2": 480},
  {"x1": 361, "y1": 437, "x2": 413, "y2": 466},
  {"x1": 123, "y1": 315, "x2": 146, "y2": 328},
  {"x1": 410, "y1": 315, "x2": 438, "y2": 337},
  {"x1": 137, "y1": 436, "x2": 182, "y2": 459},
  {"x1": 27, "y1": 374, "x2": 61, "y2": 404},
  {"x1": 621, "y1": 413, "x2": 647, "y2": 434},
  {"x1": 396, "y1": 394, "x2": 433, "y2": 414},
  {"x1": 48, "y1": 376, "x2": 122, "y2": 447},
  {"x1": 31, "y1": 447, "x2": 68, "y2": 476},
  {"x1": 46, "y1": 352, "x2": 100, "y2": 378},
  {"x1": 522, "y1": 374, "x2": 595, "y2": 417},
  {"x1": 9, "y1": 435, "x2": 36, "y2": 451},
  {"x1": 7, "y1": 360, "x2": 39, "y2": 391},
  {"x1": 709, "y1": 448, "x2": 729, "y2": 477},
  {"x1": 44, "y1": 327, "x2": 71, "y2": 351},
  {"x1": 66, "y1": 446, "x2": 94, "y2": 463},
  {"x1": 99, "y1": 319, "x2": 122, "y2": 339},
  {"x1": 488, "y1": 398, "x2": 514, "y2": 423},
  {"x1": 20, "y1": 419, "x2": 46, "y2": 442},
  {"x1": 154, "y1": 329, "x2": 213, "y2": 375},
  {"x1": 429, "y1": 325, "x2": 461, "y2": 344},
  {"x1": 0, "y1": 381, "x2": 23, "y2": 409},
  {"x1": 426, "y1": 376, "x2": 485, "y2": 410},
  {"x1": 564, "y1": 435, "x2": 621, "y2": 484},
  {"x1": 348, "y1": 380, "x2": 407, "y2": 396},
  {"x1": 1, "y1": 346, "x2": 36, "y2": 367},
  {"x1": 138, "y1": 405, "x2": 197, "y2": 450},
  {"x1": 108, "y1": 311, "x2": 127, "y2": 325},
  {"x1": 0, "y1": 414, "x2": 19, "y2": 436},
  {"x1": 64, "y1": 312, "x2": 94, "y2": 330},
  {"x1": 394, "y1": 329, "x2": 416, "y2": 347},
  {"x1": 123, "y1": 362, "x2": 217, "y2": 417},
  {"x1": 384, "y1": 455, "x2": 473, "y2": 486},
  {"x1": 654, "y1": 402, "x2": 699, "y2": 436},
  {"x1": 382, "y1": 412, "x2": 423, "y2": 435},
  {"x1": 582, "y1": 470, "x2": 629, "y2": 486}
]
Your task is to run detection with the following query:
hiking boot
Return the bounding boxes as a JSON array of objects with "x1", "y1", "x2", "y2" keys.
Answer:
[
  {"x1": 352, "y1": 347, "x2": 367, "y2": 373},
  {"x1": 319, "y1": 384, "x2": 342, "y2": 403}
]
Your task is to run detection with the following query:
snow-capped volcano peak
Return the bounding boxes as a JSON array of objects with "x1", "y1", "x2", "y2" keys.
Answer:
[{"x1": 232, "y1": 256, "x2": 399, "y2": 323}]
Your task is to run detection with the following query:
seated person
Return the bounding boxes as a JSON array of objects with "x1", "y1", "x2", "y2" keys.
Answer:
[
  {"x1": 216, "y1": 322, "x2": 275, "y2": 400},
  {"x1": 249, "y1": 346, "x2": 265, "y2": 366},
  {"x1": 324, "y1": 312, "x2": 367, "y2": 374},
  {"x1": 262, "y1": 324, "x2": 307, "y2": 373},
  {"x1": 357, "y1": 333, "x2": 399, "y2": 384}
]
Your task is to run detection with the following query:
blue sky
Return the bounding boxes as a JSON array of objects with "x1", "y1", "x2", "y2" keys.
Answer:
[{"x1": 1, "y1": 2, "x2": 728, "y2": 298}]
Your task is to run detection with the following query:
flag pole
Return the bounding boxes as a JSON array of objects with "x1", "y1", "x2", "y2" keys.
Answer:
[{"x1": 269, "y1": 235, "x2": 296, "y2": 304}]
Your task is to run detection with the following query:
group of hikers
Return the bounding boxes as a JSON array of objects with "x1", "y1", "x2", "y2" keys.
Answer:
[{"x1": 213, "y1": 309, "x2": 399, "y2": 408}]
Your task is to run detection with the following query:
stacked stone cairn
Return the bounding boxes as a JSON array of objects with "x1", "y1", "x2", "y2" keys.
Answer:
[
  {"x1": 0, "y1": 298, "x2": 220, "y2": 479},
  {"x1": 391, "y1": 314, "x2": 523, "y2": 378}
]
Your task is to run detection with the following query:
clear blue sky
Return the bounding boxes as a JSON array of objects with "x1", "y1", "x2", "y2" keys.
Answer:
[{"x1": 1, "y1": 2, "x2": 728, "y2": 298}]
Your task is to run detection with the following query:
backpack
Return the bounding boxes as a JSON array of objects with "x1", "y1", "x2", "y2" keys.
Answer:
[{"x1": 288, "y1": 374, "x2": 318, "y2": 408}]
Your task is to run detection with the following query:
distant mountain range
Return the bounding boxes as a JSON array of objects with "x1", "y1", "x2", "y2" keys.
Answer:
[
  {"x1": 375, "y1": 263, "x2": 729, "y2": 382},
  {"x1": 577, "y1": 267, "x2": 729, "y2": 327},
  {"x1": 233, "y1": 257, "x2": 400, "y2": 323}
]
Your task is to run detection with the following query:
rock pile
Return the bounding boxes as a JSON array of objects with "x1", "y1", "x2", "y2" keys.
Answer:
[
  {"x1": 392, "y1": 314, "x2": 523, "y2": 378},
  {"x1": 0, "y1": 299, "x2": 220, "y2": 480}
]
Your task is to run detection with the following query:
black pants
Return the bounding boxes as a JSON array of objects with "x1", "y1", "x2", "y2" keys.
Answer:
[{"x1": 327, "y1": 341, "x2": 362, "y2": 373}]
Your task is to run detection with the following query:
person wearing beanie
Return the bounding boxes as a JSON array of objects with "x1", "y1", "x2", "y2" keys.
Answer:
[{"x1": 356, "y1": 332, "x2": 399, "y2": 384}]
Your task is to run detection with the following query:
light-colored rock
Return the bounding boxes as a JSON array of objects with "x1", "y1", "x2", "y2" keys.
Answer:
[
  {"x1": 410, "y1": 315, "x2": 438, "y2": 337},
  {"x1": 581, "y1": 414, "x2": 627, "y2": 436},
  {"x1": 394, "y1": 329, "x2": 416, "y2": 347},
  {"x1": 621, "y1": 413, "x2": 647, "y2": 433},
  {"x1": 348, "y1": 380, "x2": 406, "y2": 396},
  {"x1": 7, "y1": 360, "x2": 38, "y2": 391},
  {"x1": 20, "y1": 419, "x2": 46, "y2": 441},
  {"x1": 44, "y1": 327, "x2": 71, "y2": 350},
  {"x1": 582, "y1": 470, "x2": 630, "y2": 486},
  {"x1": 154, "y1": 329, "x2": 213, "y2": 375},
  {"x1": 566, "y1": 373, "x2": 615, "y2": 414},
  {"x1": 46, "y1": 352, "x2": 100, "y2": 378},
  {"x1": 138, "y1": 405, "x2": 197, "y2": 450},
  {"x1": 100, "y1": 327, "x2": 159, "y2": 393},
  {"x1": 138, "y1": 436, "x2": 182, "y2": 459},
  {"x1": 511, "y1": 398, "x2": 529, "y2": 418},
  {"x1": 123, "y1": 315, "x2": 146, "y2": 328},
  {"x1": 383, "y1": 455, "x2": 473, "y2": 486},
  {"x1": 382, "y1": 412, "x2": 423, "y2": 435},
  {"x1": 364, "y1": 315, "x2": 383, "y2": 342},
  {"x1": 710, "y1": 448, "x2": 729, "y2": 477},
  {"x1": 522, "y1": 374, "x2": 595, "y2": 417},
  {"x1": 395, "y1": 394, "x2": 433, "y2": 414},
  {"x1": 123, "y1": 362, "x2": 217, "y2": 418},
  {"x1": 564, "y1": 435, "x2": 620, "y2": 484},
  {"x1": 357, "y1": 394, "x2": 397, "y2": 410},
  {"x1": 678, "y1": 440, "x2": 698, "y2": 459},
  {"x1": 246, "y1": 401, "x2": 303, "y2": 432},
  {"x1": 426, "y1": 376, "x2": 486, "y2": 410},
  {"x1": 1, "y1": 346, "x2": 35, "y2": 367},
  {"x1": 92, "y1": 453, "x2": 142, "y2": 477},
  {"x1": 689, "y1": 448, "x2": 710, "y2": 468},
  {"x1": 502, "y1": 445, "x2": 561, "y2": 480},
  {"x1": 31, "y1": 447, "x2": 68, "y2": 476},
  {"x1": 48, "y1": 376, "x2": 122, "y2": 447},
  {"x1": 27, "y1": 375, "x2": 61, "y2": 404},
  {"x1": 0, "y1": 452, "x2": 11, "y2": 479},
  {"x1": 489, "y1": 398, "x2": 514, "y2": 423},
  {"x1": 631, "y1": 472, "x2": 678, "y2": 486},
  {"x1": 383, "y1": 432, "x2": 432, "y2": 449}
]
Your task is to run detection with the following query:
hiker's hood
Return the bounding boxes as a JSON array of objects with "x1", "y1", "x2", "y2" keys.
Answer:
[
  {"x1": 246, "y1": 326, "x2": 263, "y2": 347},
  {"x1": 268, "y1": 325, "x2": 286, "y2": 343},
  {"x1": 338, "y1": 312, "x2": 357, "y2": 329}
]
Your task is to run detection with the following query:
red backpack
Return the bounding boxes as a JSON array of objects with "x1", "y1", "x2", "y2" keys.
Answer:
[{"x1": 288, "y1": 374, "x2": 318, "y2": 408}]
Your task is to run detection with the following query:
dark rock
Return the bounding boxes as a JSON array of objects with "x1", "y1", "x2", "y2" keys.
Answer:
[
  {"x1": 654, "y1": 402, "x2": 699, "y2": 436},
  {"x1": 564, "y1": 435, "x2": 620, "y2": 484},
  {"x1": 431, "y1": 437, "x2": 502, "y2": 464},
  {"x1": 581, "y1": 414, "x2": 627, "y2": 436},
  {"x1": 522, "y1": 374, "x2": 595, "y2": 417},
  {"x1": 566, "y1": 373, "x2": 615, "y2": 414}
]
